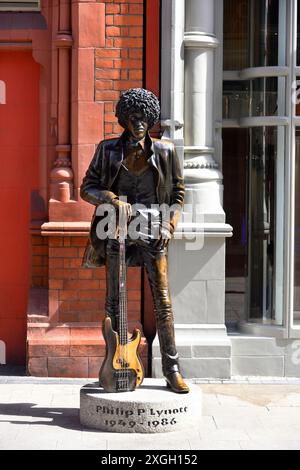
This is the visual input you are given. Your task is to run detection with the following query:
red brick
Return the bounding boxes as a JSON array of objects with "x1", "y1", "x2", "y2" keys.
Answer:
[
  {"x1": 95, "y1": 58, "x2": 114, "y2": 68},
  {"x1": 70, "y1": 342, "x2": 105, "y2": 357},
  {"x1": 96, "y1": 80, "x2": 114, "y2": 91},
  {"x1": 67, "y1": 300, "x2": 100, "y2": 312},
  {"x1": 120, "y1": 26, "x2": 130, "y2": 37},
  {"x1": 28, "y1": 357, "x2": 48, "y2": 377},
  {"x1": 106, "y1": 4, "x2": 120, "y2": 13},
  {"x1": 106, "y1": 15, "x2": 114, "y2": 25},
  {"x1": 92, "y1": 269, "x2": 106, "y2": 280},
  {"x1": 63, "y1": 280, "x2": 100, "y2": 290},
  {"x1": 105, "y1": 123, "x2": 113, "y2": 134},
  {"x1": 32, "y1": 245, "x2": 48, "y2": 255},
  {"x1": 60, "y1": 312, "x2": 80, "y2": 323},
  {"x1": 129, "y1": 4, "x2": 143, "y2": 14},
  {"x1": 120, "y1": 49, "x2": 129, "y2": 58},
  {"x1": 78, "y1": 290, "x2": 105, "y2": 301},
  {"x1": 96, "y1": 90, "x2": 120, "y2": 101},
  {"x1": 63, "y1": 237, "x2": 71, "y2": 246},
  {"x1": 105, "y1": 112, "x2": 117, "y2": 123},
  {"x1": 106, "y1": 38, "x2": 114, "y2": 48},
  {"x1": 120, "y1": 69, "x2": 128, "y2": 79},
  {"x1": 32, "y1": 267, "x2": 48, "y2": 277},
  {"x1": 32, "y1": 278, "x2": 44, "y2": 287},
  {"x1": 87, "y1": 308, "x2": 104, "y2": 323},
  {"x1": 96, "y1": 80, "x2": 113, "y2": 90},
  {"x1": 28, "y1": 343, "x2": 70, "y2": 358},
  {"x1": 129, "y1": 48, "x2": 143, "y2": 59},
  {"x1": 78, "y1": 269, "x2": 93, "y2": 280},
  {"x1": 128, "y1": 300, "x2": 141, "y2": 311},
  {"x1": 106, "y1": 26, "x2": 121, "y2": 37},
  {"x1": 120, "y1": 4, "x2": 129, "y2": 14},
  {"x1": 114, "y1": 37, "x2": 143, "y2": 48},
  {"x1": 32, "y1": 256, "x2": 44, "y2": 267},
  {"x1": 31, "y1": 236, "x2": 44, "y2": 246},
  {"x1": 88, "y1": 357, "x2": 104, "y2": 378},
  {"x1": 128, "y1": 290, "x2": 141, "y2": 301},
  {"x1": 114, "y1": 15, "x2": 143, "y2": 26},
  {"x1": 96, "y1": 48, "x2": 120, "y2": 58},
  {"x1": 59, "y1": 290, "x2": 78, "y2": 301},
  {"x1": 113, "y1": 59, "x2": 142, "y2": 69},
  {"x1": 49, "y1": 258, "x2": 64, "y2": 269},
  {"x1": 49, "y1": 247, "x2": 78, "y2": 258},
  {"x1": 63, "y1": 258, "x2": 82, "y2": 269},
  {"x1": 113, "y1": 122, "x2": 123, "y2": 134},
  {"x1": 49, "y1": 269, "x2": 78, "y2": 280},
  {"x1": 49, "y1": 237, "x2": 64, "y2": 247},
  {"x1": 49, "y1": 279, "x2": 64, "y2": 290},
  {"x1": 70, "y1": 237, "x2": 88, "y2": 247},
  {"x1": 48, "y1": 357, "x2": 88, "y2": 378},
  {"x1": 129, "y1": 69, "x2": 142, "y2": 80},
  {"x1": 105, "y1": 102, "x2": 114, "y2": 112},
  {"x1": 129, "y1": 26, "x2": 143, "y2": 37},
  {"x1": 114, "y1": 80, "x2": 141, "y2": 91}
]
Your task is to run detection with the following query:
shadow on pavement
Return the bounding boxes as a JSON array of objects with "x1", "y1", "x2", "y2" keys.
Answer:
[{"x1": 0, "y1": 402, "x2": 83, "y2": 432}]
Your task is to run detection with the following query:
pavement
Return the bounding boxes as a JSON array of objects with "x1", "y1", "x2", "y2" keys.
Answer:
[{"x1": 0, "y1": 374, "x2": 300, "y2": 450}]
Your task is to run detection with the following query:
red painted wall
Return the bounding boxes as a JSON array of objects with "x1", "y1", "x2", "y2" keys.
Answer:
[{"x1": 0, "y1": 50, "x2": 40, "y2": 364}]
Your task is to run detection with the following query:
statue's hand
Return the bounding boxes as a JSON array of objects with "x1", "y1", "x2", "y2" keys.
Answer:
[
  {"x1": 111, "y1": 199, "x2": 133, "y2": 220},
  {"x1": 154, "y1": 225, "x2": 173, "y2": 250}
]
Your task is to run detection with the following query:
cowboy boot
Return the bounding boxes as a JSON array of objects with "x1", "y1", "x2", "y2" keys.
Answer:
[{"x1": 157, "y1": 323, "x2": 190, "y2": 394}]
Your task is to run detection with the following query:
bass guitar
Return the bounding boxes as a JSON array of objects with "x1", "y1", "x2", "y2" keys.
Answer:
[{"x1": 99, "y1": 201, "x2": 144, "y2": 392}]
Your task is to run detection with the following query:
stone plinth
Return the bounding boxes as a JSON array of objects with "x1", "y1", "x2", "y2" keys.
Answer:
[{"x1": 80, "y1": 379, "x2": 202, "y2": 433}]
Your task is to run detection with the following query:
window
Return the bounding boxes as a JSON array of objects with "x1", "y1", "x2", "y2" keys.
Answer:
[
  {"x1": 0, "y1": 1, "x2": 40, "y2": 11},
  {"x1": 223, "y1": 0, "x2": 287, "y2": 327}
]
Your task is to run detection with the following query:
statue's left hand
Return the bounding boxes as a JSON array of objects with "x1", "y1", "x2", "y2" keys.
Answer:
[{"x1": 154, "y1": 226, "x2": 172, "y2": 250}]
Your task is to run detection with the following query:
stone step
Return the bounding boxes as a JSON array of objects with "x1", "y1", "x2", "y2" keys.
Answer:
[
  {"x1": 230, "y1": 336, "x2": 285, "y2": 357},
  {"x1": 230, "y1": 336, "x2": 285, "y2": 377}
]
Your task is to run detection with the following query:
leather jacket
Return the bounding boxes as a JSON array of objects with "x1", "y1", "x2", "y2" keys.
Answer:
[{"x1": 80, "y1": 131, "x2": 185, "y2": 267}]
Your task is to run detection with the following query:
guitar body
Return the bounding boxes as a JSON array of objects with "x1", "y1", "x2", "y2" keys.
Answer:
[{"x1": 99, "y1": 316, "x2": 145, "y2": 393}]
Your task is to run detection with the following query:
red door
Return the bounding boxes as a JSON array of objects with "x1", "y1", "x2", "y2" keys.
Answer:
[{"x1": 0, "y1": 51, "x2": 39, "y2": 364}]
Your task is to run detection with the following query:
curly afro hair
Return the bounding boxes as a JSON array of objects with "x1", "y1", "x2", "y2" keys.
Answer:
[{"x1": 115, "y1": 88, "x2": 160, "y2": 130}]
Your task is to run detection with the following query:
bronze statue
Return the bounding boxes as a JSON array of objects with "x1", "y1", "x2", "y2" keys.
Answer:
[{"x1": 80, "y1": 88, "x2": 189, "y2": 394}]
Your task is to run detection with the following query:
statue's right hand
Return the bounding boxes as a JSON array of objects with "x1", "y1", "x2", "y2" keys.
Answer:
[{"x1": 111, "y1": 199, "x2": 133, "y2": 220}]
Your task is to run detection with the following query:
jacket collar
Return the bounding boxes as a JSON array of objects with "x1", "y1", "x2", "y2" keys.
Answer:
[{"x1": 111, "y1": 130, "x2": 158, "y2": 170}]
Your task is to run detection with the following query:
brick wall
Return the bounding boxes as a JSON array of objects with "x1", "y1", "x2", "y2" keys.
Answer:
[
  {"x1": 48, "y1": 237, "x2": 141, "y2": 324},
  {"x1": 96, "y1": 0, "x2": 144, "y2": 139},
  {"x1": 31, "y1": 235, "x2": 48, "y2": 287}
]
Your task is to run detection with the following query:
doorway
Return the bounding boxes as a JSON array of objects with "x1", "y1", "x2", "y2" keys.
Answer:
[{"x1": 0, "y1": 50, "x2": 40, "y2": 364}]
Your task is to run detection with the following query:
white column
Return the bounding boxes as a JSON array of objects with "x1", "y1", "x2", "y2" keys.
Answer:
[
  {"x1": 160, "y1": 0, "x2": 185, "y2": 144},
  {"x1": 153, "y1": 0, "x2": 233, "y2": 379}
]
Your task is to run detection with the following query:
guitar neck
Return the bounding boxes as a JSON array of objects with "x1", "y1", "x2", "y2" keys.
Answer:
[{"x1": 119, "y1": 238, "x2": 128, "y2": 345}]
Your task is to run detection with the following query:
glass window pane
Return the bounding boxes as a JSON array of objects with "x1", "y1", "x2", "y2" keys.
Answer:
[
  {"x1": 224, "y1": 0, "x2": 286, "y2": 70},
  {"x1": 224, "y1": 127, "x2": 285, "y2": 326},
  {"x1": 251, "y1": 0, "x2": 280, "y2": 67},
  {"x1": 248, "y1": 126, "x2": 284, "y2": 324},
  {"x1": 223, "y1": 129, "x2": 248, "y2": 327},
  {"x1": 224, "y1": 0, "x2": 250, "y2": 70},
  {"x1": 223, "y1": 78, "x2": 285, "y2": 119},
  {"x1": 294, "y1": 129, "x2": 300, "y2": 326},
  {"x1": 297, "y1": 0, "x2": 300, "y2": 66}
]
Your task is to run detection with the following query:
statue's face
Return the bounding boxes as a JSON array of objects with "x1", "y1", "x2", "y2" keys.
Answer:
[{"x1": 126, "y1": 112, "x2": 148, "y2": 140}]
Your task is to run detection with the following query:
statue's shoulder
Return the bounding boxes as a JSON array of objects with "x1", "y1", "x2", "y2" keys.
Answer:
[
  {"x1": 152, "y1": 137, "x2": 175, "y2": 151},
  {"x1": 97, "y1": 137, "x2": 120, "y2": 150}
]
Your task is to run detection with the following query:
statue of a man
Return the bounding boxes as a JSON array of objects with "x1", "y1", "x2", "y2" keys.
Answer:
[{"x1": 80, "y1": 88, "x2": 189, "y2": 394}]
